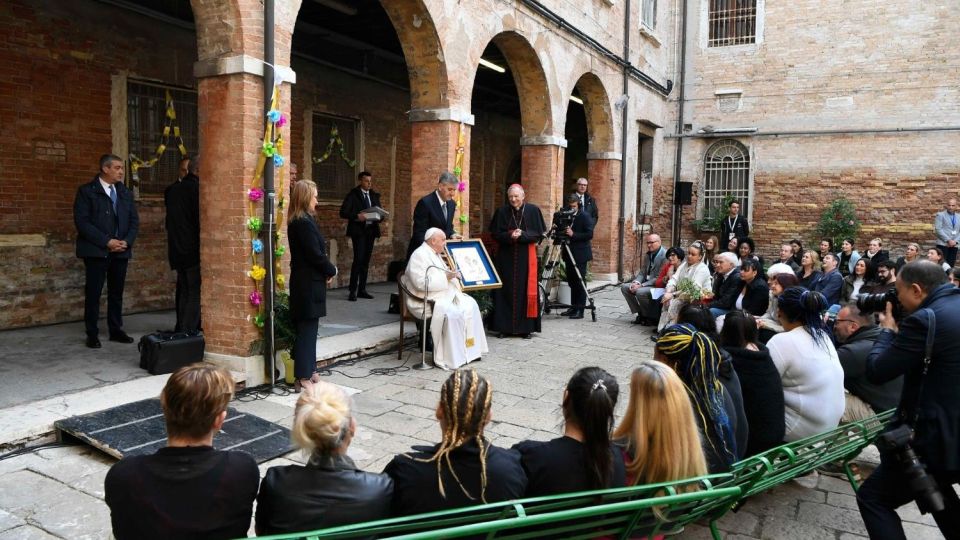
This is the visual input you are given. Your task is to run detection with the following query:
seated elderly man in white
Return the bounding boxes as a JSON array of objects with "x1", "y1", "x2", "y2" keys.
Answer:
[{"x1": 402, "y1": 227, "x2": 488, "y2": 369}]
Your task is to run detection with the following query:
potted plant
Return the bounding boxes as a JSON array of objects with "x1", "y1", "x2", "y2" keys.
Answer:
[
  {"x1": 272, "y1": 291, "x2": 297, "y2": 383},
  {"x1": 814, "y1": 196, "x2": 861, "y2": 248},
  {"x1": 692, "y1": 194, "x2": 739, "y2": 233}
]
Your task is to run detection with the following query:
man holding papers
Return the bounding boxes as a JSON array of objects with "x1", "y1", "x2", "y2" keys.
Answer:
[{"x1": 339, "y1": 171, "x2": 385, "y2": 301}]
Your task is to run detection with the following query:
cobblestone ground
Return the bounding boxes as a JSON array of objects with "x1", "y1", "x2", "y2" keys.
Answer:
[{"x1": 0, "y1": 287, "x2": 945, "y2": 539}]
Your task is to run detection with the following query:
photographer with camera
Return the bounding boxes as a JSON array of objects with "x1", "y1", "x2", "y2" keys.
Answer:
[
  {"x1": 856, "y1": 261, "x2": 960, "y2": 539},
  {"x1": 552, "y1": 194, "x2": 594, "y2": 319}
]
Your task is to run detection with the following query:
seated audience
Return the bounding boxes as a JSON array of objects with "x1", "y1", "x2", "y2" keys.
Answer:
[
  {"x1": 726, "y1": 236, "x2": 740, "y2": 253},
  {"x1": 819, "y1": 238, "x2": 835, "y2": 263},
  {"x1": 838, "y1": 238, "x2": 861, "y2": 278},
  {"x1": 256, "y1": 381, "x2": 393, "y2": 535},
  {"x1": 927, "y1": 246, "x2": 952, "y2": 274},
  {"x1": 950, "y1": 267, "x2": 960, "y2": 287},
  {"x1": 864, "y1": 260, "x2": 897, "y2": 294},
  {"x1": 514, "y1": 367, "x2": 625, "y2": 495},
  {"x1": 735, "y1": 259, "x2": 770, "y2": 317},
  {"x1": 384, "y1": 369, "x2": 527, "y2": 515},
  {"x1": 813, "y1": 253, "x2": 844, "y2": 306},
  {"x1": 104, "y1": 364, "x2": 259, "y2": 540},
  {"x1": 777, "y1": 243, "x2": 801, "y2": 273},
  {"x1": 737, "y1": 237, "x2": 765, "y2": 276},
  {"x1": 658, "y1": 241, "x2": 712, "y2": 331},
  {"x1": 707, "y1": 252, "x2": 741, "y2": 319},
  {"x1": 612, "y1": 360, "x2": 708, "y2": 486},
  {"x1": 841, "y1": 258, "x2": 875, "y2": 303},
  {"x1": 861, "y1": 238, "x2": 889, "y2": 265},
  {"x1": 621, "y1": 233, "x2": 667, "y2": 325},
  {"x1": 790, "y1": 239, "x2": 804, "y2": 267},
  {"x1": 767, "y1": 288, "x2": 845, "y2": 441},
  {"x1": 758, "y1": 267, "x2": 799, "y2": 344},
  {"x1": 703, "y1": 235, "x2": 720, "y2": 274},
  {"x1": 403, "y1": 227, "x2": 488, "y2": 369},
  {"x1": 895, "y1": 242, "x2": 921, "y2": 271},
  {"x1": 719, "y1": 311, "x2": 785, "y2": 456},
  {"x1": 655, "y1": 323, "x2": 742, "y2": 472},
  {"x1": 796, "y1": 250, "x2": 822, "y2": 289},
  {"x1": 833, "y1": 304, "x2": 903, "y2": 422}
]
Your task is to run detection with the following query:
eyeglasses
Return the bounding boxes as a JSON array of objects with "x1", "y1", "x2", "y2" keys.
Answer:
[
  {"x1": 835, "y1": 319, "x2": 856, "y2": 324},
  {"x1": 576, "y1": 183, "x2": 588, "y2": 187},
  {"x1": 646, "y1": 241, "x2": 657, "y2": 244}
]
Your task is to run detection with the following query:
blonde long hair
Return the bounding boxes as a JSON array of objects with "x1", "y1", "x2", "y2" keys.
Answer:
[
  {"x1": 613, "y1": 360, "x2": 707, "y2": 486},
  {"x1": 288, "y1": 179, "x2": 317, "y2": 223}
]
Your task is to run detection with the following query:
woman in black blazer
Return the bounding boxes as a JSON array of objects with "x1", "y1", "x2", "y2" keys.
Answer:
[
  {"x1": 736, "y1": 258, "x2": 770, "y2": 316},
  {"x1": 287, "y1": 180, "x2": 337, "y2": 390}
]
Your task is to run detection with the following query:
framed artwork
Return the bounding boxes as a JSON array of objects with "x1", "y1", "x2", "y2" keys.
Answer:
[{"x1": 444, "y1": 239, "x2": 502, "y2": 291}]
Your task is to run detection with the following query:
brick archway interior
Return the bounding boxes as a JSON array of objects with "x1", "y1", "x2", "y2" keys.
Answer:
[
  {"x1": 379, "y1": 0, "x2": 449, "y2": 110},
  {"x1": 572, "y1": 72, "x2": 614, "y2": 154}
]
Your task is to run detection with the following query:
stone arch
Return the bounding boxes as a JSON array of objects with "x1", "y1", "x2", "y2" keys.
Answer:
[
  {"x1": 189, "y1": 0, "x2": 245, "y2": 61},
  {"x1": 569, "y1": 71, "x2": 616, "y2": 153},
  {"x1": 380, "y1": 0, "x2": 449, "y2": 110}
]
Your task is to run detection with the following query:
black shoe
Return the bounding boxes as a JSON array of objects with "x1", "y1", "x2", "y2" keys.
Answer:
[
  {"x1": 109, "y1": 332, "x2": 134, "y2": 344},
  {"x1": 357, "y1": 291, "x2": 373, "y2": 299},
  {"x1": 632, "y1": 315, "x2": 644, "y2": 324},
  {"x1": 348, "y1": 294, "x2": 357, "y2": 302},
  {"x1": 522, "y1": 333, "x2": 533, "y2": 339},
  {"x1": 560, "y1": 309, "x2": 575, "y2": 316},
  {"x1": 569, "y1": 310, "x2": 584, "y2": 319},
  {"x1": 649, "y1": 334, "x2": 659, "y2": 343},
  {"x1": 86, "y1": 336, "x2": 101, "y2": 349}
]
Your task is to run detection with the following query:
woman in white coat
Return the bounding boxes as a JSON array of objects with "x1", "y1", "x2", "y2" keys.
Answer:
[{"x1": 657, "y1": 241, "x2": 713, "y2": 331}]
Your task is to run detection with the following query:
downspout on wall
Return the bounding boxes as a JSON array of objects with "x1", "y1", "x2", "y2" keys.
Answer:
[
  {"x1": 616, "y1": 0, "x2": 631, "y2": 279},
  {"x1": 671, "y1": 0, "x2": 689, "y2": 245}
]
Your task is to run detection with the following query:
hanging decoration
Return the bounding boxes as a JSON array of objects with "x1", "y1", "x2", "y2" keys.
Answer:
[
  {"x1": 129, "y1": 90, "x2": 189, "y2": 174},
  {"x1": 312, "y1": 123, "x2": 357, "y2": 167},
  {"x1": 246, "y1": 85, "x2": 290, "y2": 329},
  {"x1": 452, "y1": 122, "x2": 468, "y2": 235}
]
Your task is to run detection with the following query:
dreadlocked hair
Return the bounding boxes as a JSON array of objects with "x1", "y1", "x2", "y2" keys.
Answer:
[
  {"x1": 776, "y1": 287, "x2": 829, "y2": 347},
  {"x1": 563, "y1": 367, "x2": 620, "y2": 490},
  {"x1": 418, "y1": 368, "x2": 493, "y2": 503},
  {"x1": 655, "y1": 323, "x2": 737, "y2": 467}
]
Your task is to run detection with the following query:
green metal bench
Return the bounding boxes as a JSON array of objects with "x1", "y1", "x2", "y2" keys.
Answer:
[{"x1": 252, "y1": 474, "x2": 741, "y2": 539}]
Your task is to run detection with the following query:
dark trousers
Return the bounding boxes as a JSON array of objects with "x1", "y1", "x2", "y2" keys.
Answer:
[
  {"x1": 937, "y1": 245, "x2": 958, "y2": 269},
  {"x1": 83, "y1": 256, "x2": 128, "y2": 337},
  {"x1": 175, "y1": 264, "x2": 201, "y2": 334},
  {"x1": 292, "y1": 317, "x2": 319, "y2": 379},
  {"x1": 564, "y1": 254, "x2": 589, "y2": 311},
  {"x1": 856, "y1": 455, "x2": 960, "y2": 539},
  {"x1": 349, "y1": 230, "x2": 376, "y2": 294}
]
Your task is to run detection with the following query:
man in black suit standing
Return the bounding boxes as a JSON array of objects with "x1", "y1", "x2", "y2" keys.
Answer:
[
  {"x1": 339, "y1": 171, "x2": 383, "y2": 301},
  {"x1": 164, "y1": 155, "x2": 201, "y2": 334},
  {"x1": 556, "y1": 194, "x2": 594, "y2": 319},
  {"x1": 73, "y1": 154, "x2": 140, "y2": 348},
  {"x1": 406, "y1": 171, "x2": 460, "y2": 260},
  {"x1": 573, "y1": 177, "x2": 598, "y2": 221}
]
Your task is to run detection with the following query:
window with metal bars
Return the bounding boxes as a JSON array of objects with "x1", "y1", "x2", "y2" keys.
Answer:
[
  {"x1": 708, "y1": 0, "x2": 756, "y2": 47},
  {"x1": 311, "y1": 113, "x2": 358, "y2": 200},
  {"x1": 127, "y1": 80, "x2": 197, "y2": 195},
  {"x1": 702, "y1": 139, "x2": 750, "y2": 220}
]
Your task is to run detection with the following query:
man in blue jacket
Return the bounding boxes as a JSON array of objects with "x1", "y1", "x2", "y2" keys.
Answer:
[
  {"x1": 73, "y1": 154, "x2": 140, "y2": 348},
  {"x1": 813, "y1": 252, "x2": 843, "y2": 306}
]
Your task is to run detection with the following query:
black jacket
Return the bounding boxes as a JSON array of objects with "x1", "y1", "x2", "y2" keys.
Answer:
[
  {"x1": 723, "y1": 344, "x2": 785, "y2": 456},
  {"x1": 73, "y1": 176, "x2": 139, "y2": 259},
  {"x1": 719, "y1": 216, "x2": 749, "y2": 247},
  {"x1": 861, "y1": 249, "x2": 889, "y2": 265},
  {"x1": 256, "y1": 454, "x2": 393, "y2": 535},
  {"x1": 339, "y1": 186, "x2": 382, "y2": 238},
  {"x1": 837, "y1": 325, "x2": 902, "y2": 413},
  {"x1": 288, "y1": 216, "x2": 338, "y2": 320},
  {"x1": 573, "y1": 191, "x2": 598, "y2": 221},
  {"x1": 867, "y1": 284, "x2": 960, "y2": 473},
  {"x1": 164, "y1": 174, "x2": 200, "y2": 270},
  {"x1": 719, "y1": 353, "x2": 749, "y2": 463},
  {"x1": 555, "y1": 209, "x2": 594, "y2": 264},
  {"x1": 709, "y1": 269, "x2": 742, "y2": 311},
  {"x1": 739, "y1": 277, "x2": 770, "y2": 316},
  {"x1": 406, "y1": 191, "x2": 456, "y2": 259}
]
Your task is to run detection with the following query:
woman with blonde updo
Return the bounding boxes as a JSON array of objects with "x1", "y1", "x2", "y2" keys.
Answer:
[{"x1": 256, "y1": 381, "x2": 393, "y2": 535}]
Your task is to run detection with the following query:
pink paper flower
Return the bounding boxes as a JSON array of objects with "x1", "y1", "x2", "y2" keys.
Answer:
[
  {"x1": 458, "y1": 181, "x2": 466, "y2": 192},
  {"x1": 248, "y1": 187, "x2": 264, "y2": 202},
  {"x1": 276, "y1": 114, "x2": 288, "y2": 128},
  {"x1": 249, "y1": 291, "x2": 262, "y2": 306}
]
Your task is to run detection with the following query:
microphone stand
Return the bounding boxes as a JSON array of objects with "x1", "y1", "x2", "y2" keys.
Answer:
[{"x1": 413, "y1": 265, "x2": 447, "y2": 370}]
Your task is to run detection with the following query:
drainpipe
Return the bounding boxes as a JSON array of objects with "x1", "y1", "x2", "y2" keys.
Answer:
[
  {"x1": 670, "y1": 0, "x2": 689, "y2": 245},
  {"x1": 616, "y1": 0, "x2": 631, "y2": 279},
  {"x1": 263, "y1": 0, "x2": 276, "y2": 383}
]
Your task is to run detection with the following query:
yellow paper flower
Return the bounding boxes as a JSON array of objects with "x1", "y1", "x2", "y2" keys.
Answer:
[
  {"x1": 276, "y1": 274, "x2": 286, "y2": 288},
  {"x1": 248, "y1": 265, "x2": 266, "y2": 281}
]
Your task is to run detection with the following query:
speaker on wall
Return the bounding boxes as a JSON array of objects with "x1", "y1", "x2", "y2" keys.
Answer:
[{"x1": 674, "y1": 182, "x2": 693, "y2": 206}]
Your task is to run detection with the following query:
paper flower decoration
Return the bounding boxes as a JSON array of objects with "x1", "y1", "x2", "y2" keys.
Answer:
[
  {"x1": 262, "y1": 142, "x2": 276, "y2": 157},
  {"x1": 460, "y1": 215, "x2": 469, "y2": 223},
  {"x1": 253, "y1": 313, "x2": 265, "y2": 328},
  {"x1": 249, "y1": 291, "x2": 262, "y2": 306},
  {"x1": 248, "y1": 187, "x2": 264, "y2": 202},
  {"x1": 276, "y1": 274, "x2": 286, "y2": 288},
  {"x1": 267, "y1": 110, "x2": 282, "y2": 123},
  {"x1": 248, "y1": 265, "x2": 266, "y2": 281},
  {"x1": 458, "y1": 181, "x2": 466, "y2": 192},
  {"x1": 274, "y1": 245, "x2": 286, "y2": 257},
  {"x1": 273, "y1": 154, "x2": 285, "y2": 167},
  {"x1": 247, "y1": 217, "x2": 262, "y2": 233},
  {"x1": 252, "y1": 239, "x2": 263, "y2": 253},
  {"x1": 276, "y1": 114, "x2": 288, "y2": 128},
  {"x1": 453, "y1": 166, "x2": 462, "y2": 176}
]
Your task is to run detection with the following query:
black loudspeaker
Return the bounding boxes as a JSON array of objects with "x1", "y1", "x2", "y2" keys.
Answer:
[{"x1": 674, "y1": 182, "x2": 693, "y2": 206}]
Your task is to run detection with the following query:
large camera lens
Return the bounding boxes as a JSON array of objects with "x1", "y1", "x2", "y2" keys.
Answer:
[{"x1": 856, "y1": 287, "x2": 898, "y2": 315}]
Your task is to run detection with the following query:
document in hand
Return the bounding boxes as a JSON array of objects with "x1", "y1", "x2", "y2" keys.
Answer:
[{"x1": 362, "y1": 206, "x2": 390, "y2": 222}]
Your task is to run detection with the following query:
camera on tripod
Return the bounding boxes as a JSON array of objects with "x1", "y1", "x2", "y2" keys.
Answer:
[
  {"x1": 856, "y1": 286, "x2": 903, "y2": 321},
  {"x1": 549, "y1": 208, "x2": 577, "y2": 243},
  {"x1": 876, "y1": 424, "x2": 945, "y2": 514}
]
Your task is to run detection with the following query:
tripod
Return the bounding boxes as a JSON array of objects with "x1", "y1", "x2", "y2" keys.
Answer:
[{"x1": 540, "y1": 237, "x2": 597, "y2": 322}]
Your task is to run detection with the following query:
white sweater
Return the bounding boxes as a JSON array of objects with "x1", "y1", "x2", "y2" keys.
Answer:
[{"x1": 767, "y1": 326, "x2": 845, "y2": 441}]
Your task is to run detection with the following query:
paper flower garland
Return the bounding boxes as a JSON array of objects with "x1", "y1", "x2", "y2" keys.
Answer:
[
  {"x1": 247, "y1": 217, "x2": 262, "y2": 233},
  {"x1": 248, "y1": 187, "x2": 264, "y2": 202},
  {"x1": 249, "y1": 291, "x2": 262, "y2": 306},
  {"x1": 248, "y1": 265, "x2": 266, "y2": 281},
  {"x1": 252, "y1": 239, "x2": 263, "y2": 254}
]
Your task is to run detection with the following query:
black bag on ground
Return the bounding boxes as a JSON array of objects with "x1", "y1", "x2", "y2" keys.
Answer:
[{"x1": 138, "y1": 332, "x2": 205, "y2": 375}]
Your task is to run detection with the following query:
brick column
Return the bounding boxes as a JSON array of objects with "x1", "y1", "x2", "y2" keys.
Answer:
[
  {"x1": 408, "y1": 110, "x2": 472, "y2": 237},
  {"x1": 520, "y1": 138, "x2": 566, "y2": 224},
  {"x1": 587, "y1": 154, "x2": 623, "y2": 276}
]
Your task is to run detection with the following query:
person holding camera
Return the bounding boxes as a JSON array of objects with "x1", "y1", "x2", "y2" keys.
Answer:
[
  {"x1": 554, "y1": 194, "x2": 594, "y2": 319},
  {"x1": 856, "y1": 261, "x2": 960, "y2": 539}
]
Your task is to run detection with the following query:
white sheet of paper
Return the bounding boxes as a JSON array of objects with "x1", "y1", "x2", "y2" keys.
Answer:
[
  {"x1": 451, "y1": 249, "x2": 491, "y2": 283},
  {"x1": 651, "y1": 288, "x2": 665, "y2": 300}
]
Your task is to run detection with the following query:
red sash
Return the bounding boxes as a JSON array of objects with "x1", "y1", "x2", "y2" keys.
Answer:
[{"x1": 526, "y1": 243, "x2": 538, "y2": 318}]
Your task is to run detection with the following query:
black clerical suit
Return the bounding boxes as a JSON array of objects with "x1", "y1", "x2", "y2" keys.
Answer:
[
  {"x1": 73, "y1": 176, "x2": 139, "y2": 339},
  {"x1": 339, "y1": 186, "x2": 381, "y2": 296},
  {"x1": 555, "y1": 208, "x2": 594, "y2": 317},
  {"x1": 406, "y1": 191, "x2": 456, "y2": 260},
  {"x1": 164, "y1": 173, "x2": 201, "y2": 334}
]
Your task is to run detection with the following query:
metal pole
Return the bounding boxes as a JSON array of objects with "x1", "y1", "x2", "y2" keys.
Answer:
[
  {"x1": 263, "y1": 0, "x2": 276, "y2": 384},
  {"x1": 616, "y1": 0, "x2": 631, "y2": 280},
  {"x1": 671, "y1": 0, "x2": 690, "y2": 245}
]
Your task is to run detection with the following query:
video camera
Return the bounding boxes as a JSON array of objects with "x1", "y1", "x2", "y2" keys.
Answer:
[{"x1": 548, "y1": 207, "x2": 577, "y2": 243}]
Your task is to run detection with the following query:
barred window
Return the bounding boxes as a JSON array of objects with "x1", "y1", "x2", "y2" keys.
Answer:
[
  {"x1": 702, "y1": 139, "x2": 750, "y2": 219},
  {"x1": 311, "y1": 113, "x2": 359, "y2": 200},
  {"x1": 127, "y1": 80, "x2": 198, "y2": 195},
  {"x1": 708, "y1": 0, "x2": 756, "y2": 47},
  {"x1": 641, "y1": 0, "x2": 657, "y2": 30}
]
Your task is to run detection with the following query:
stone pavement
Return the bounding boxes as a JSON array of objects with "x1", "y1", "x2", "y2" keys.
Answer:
[{"x1": 0, "y1": 287, "x2": 945, "y2": 539}]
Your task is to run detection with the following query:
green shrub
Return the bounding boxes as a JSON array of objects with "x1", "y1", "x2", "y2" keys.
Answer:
[{"x1": 814, "y1": 196, "x2": 861, "y2": 248}]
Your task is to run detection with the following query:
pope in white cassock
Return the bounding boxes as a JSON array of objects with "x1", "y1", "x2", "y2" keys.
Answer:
[{"x1": 402, "y1": 227, "x2": 488, "y2": 369}]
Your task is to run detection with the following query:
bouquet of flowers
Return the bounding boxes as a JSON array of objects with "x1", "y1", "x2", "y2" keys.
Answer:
[{"x1": 675, "y1": 277, "x2": 713, "y2": 303}]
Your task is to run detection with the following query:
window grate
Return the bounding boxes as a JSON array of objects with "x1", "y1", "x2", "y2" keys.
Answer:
[
  {"x1": 708, "y1": 0, "x2": 756, "y2": 47},
  {"x1": 703, "y1": 140, "x2": 750, "y2": 219},
  {"x1": 127, "y1": 80, "x2": 197, "y2": 195},
  {"x1": 312, "y1": 113, "x2": 358, "y2": 200}
]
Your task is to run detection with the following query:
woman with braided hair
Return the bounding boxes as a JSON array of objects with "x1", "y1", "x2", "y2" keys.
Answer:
[
  {"x1": 514, "y1": 367, "x2": 626, "y2": 496},
  {"x1": 766, "y1": 287, "x2": 845, "y2": 441},
  {"x1": 655, "y1": 323, "x2": 740, "y2": 473},
  {"x1": 384, "y1": 368, "x2": 526, "y2": 515}
]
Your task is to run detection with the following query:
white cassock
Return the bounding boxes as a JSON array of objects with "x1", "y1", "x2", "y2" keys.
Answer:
[{"x1": 403, "y1": 243, "x2": 489, "y2": 369}]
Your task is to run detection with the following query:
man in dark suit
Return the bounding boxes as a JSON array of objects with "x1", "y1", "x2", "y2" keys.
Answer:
[
  {"x1": 573, "y1": 177, "x2": 598, "y2": 221},
  {"x1": 73, "y1": 154, "x2": 140, "y2": 348},
  {"x1": 707, "y1": 252, "x2": 742, "y2": 319},
  {"x1": 719, "y1": 199, "x2": 749, "y2": 250},
  {"x1": 339, "y1": 171, "x2": 383, "y2": 301},
  {"x1": 556, "y1": 194, "x2": 594, "y2": 319},
  {"x1": 406, "y1": 171, "x2": 460, "y2": 260},
  {"x1": 164, "y1": 156, "x2": 201, "y2": 334}
]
